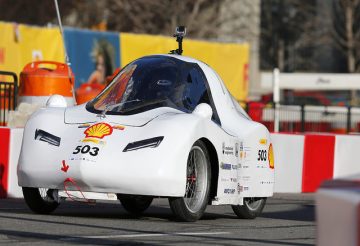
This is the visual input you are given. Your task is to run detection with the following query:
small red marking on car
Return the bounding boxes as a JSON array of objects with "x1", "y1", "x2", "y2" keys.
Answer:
[
  {"x1": 187, "y1": 176, "x2": 196, "y2": 182},
  {"x1": 61, "y1": 160, "x2": 69, "y2": 173},
  {"x1": 113, "y1": 125, "x2": 125, "y2": 130}
]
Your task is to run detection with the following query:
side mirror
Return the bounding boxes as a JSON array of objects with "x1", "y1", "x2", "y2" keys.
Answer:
[{"x1": 192, "y1": 103, "x2": 213, "y2": 120}]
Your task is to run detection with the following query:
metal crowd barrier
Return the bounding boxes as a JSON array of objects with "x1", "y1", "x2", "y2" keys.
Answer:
[
  {"x1": 243, "y1": 101, "x2": 358, "y2": 133},
  {"x1": 0, "y1": 71, "x2": 18, "y2": 126}
]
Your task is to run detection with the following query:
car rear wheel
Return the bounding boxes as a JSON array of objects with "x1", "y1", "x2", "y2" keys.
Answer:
[
  {"x1": 118, "y1": 195, "x2": 153, "y2": 215},
  {"x1": 232, "y1": 197, "x2": 267, "y2": 219},
  {"x1": 22, "y1": 187, "x2": 59, "y2": 214},
  {"x1": 169, "y1": 140, "x2": 211, "y2": 222}
]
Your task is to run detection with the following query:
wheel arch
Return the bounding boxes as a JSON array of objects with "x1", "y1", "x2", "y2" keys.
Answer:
[{"x1": 198, "y1": 137, "x2": 219, "y2": 204}]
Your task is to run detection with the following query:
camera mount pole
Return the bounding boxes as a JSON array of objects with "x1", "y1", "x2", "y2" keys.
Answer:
[
  {"x1": 170, "y1": 26, "x2": 186, "y2": 55},
  {"x1": 176, "y1": 35, "x2": 183, "y2": 55}
]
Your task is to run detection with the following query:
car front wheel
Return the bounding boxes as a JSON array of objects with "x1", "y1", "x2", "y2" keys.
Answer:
[
  {"x1": 169, "y1": 140, "x2": 211, "y2": 222},
  {"x1": 118, "y1": 195, "x2": 153, "y2": 215},
  {"x1": 232, "y1": 197, "x2": 267, "y2": 219},
  {"x1": 22, "y1": 187, "x2": 59, "y2": 214}
]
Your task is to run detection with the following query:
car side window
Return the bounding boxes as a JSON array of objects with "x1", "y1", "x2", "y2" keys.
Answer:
[
  {"x1": 181, "y1": 65, "x2": 220, "y2": 125},
  {"x1": 182, "y1": 66, "x2": 210, "y2": 110}
]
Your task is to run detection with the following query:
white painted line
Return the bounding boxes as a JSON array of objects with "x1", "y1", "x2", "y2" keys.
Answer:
[
  {"x1": 176, "y1": 232, "x2": 229, "y2": 236},
  {"x1": 64, "y1": 231, "x2": 230, "y2": 240}
]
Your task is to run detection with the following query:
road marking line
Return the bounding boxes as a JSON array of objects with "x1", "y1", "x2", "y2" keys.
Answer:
[{"x1": 64, "y1": 231, "x2": 230, "y2": 240}]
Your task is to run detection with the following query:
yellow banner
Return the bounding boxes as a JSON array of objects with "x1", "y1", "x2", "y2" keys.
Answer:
[
  {"x1": 0, "y1": 21, "x2": 64, "y2": 82},
  {"x1": 0, "y1": 22, "x2": 21, "y2": 81},
  {"x1": 120, "y1": 33, "x2": 249, "y2": 101},
  {"x1": 120, "y1": 33, "x2": 173, "y2": 62},
  {"x1": 184, "y1": 40, "x2": 249, "y2": 101},
  {"x1": 18, "y1": 24, "x2": 65, "y2": 69}
]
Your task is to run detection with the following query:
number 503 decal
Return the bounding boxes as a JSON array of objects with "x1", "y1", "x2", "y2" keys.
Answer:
[
  {"x1": 257, "y1": 150, "x2": 267, "y2": 161},
  {"x1": 73, "y1": 145, "x2": 99, "y2": 156}
]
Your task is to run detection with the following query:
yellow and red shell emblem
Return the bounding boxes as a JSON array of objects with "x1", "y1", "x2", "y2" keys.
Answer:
[{"x1": 84, "y1": 123, "x2": 113, "y2": 139}]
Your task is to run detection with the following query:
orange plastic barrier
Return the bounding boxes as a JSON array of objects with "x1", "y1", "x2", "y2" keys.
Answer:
[
  {"x1": 19, "y1": 61, "x2": 74, "y2": 98},
  {"x1": 75, "y1": 83, "x2": 105, "y2": 105}
]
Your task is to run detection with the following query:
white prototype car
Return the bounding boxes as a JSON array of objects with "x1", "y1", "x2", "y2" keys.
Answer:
[{"x1": 18, "y1": 54, "x2": 274, "y2": 222}]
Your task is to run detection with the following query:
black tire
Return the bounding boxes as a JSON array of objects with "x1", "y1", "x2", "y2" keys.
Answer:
[
  {"x1": 232, "y1": 197, "x2": 267, "y2": 219},
  {"x1": 22, "y1": 187, "x2": 59, "y2": 214},
  {"x1": 169, "y1": 140, "x2": 211, "y2": 222},
  {"x1": 118, "y1": 195, "x2": 153, "y2": 215}
]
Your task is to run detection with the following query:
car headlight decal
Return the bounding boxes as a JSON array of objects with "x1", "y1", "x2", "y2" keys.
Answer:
[
  {"x1": 34, "y1": 129, "x2": 61, "y2": 147},
  {"x1": 123, "y1": 136, "x2": 164, "y2": 152}
]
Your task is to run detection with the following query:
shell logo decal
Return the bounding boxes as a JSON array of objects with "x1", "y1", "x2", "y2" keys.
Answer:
[{"x1": 84, "y1": 123, "x2": 113, "y2": 139}]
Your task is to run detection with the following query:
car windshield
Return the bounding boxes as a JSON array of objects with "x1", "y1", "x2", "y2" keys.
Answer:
[{"x1": 86, "y1": 56, "x2": 211, "y2": 115}]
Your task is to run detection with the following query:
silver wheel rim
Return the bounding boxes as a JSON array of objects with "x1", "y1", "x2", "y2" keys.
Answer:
[
  {"x1": 39, "y1": 188, "x2": 53, "y2": 202},
  {"x1": 184, "y1": 146, "x2": 207, "y2": 213},
  {"x1": 244, "y1": 198, "x2": 263, "y2": 211}
]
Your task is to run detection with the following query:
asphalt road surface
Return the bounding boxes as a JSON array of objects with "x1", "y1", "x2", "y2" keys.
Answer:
[{"x1": 0, "y1": 194, "x2": 315, "y2": 246}]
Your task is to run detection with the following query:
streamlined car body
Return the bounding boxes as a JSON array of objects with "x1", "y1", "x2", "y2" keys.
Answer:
[{"x1": 18, "y1": 54, "x2": 274, "y2": 221}]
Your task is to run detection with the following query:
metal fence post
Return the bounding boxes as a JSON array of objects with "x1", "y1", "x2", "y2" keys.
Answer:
[
  {"x1": 301, "y1": 104, "x2": 305, "y2": 132},
  {"x1": 273, "y1": 68, "x2": 280, "y2": 132},
  {"x1": 346, "y1": 106, "x2": 351, "y2": 133}
]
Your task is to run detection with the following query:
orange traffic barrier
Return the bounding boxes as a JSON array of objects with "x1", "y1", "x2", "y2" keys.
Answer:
[
  {"x1": 75, "y1": 83, "x2": 105, "y2": 105},
  {"x1": 75, "y1": 67, "x2": 120, "y2": 105},
  {"x1": 19, "y1": 61, "x2": 75, "y2": 106}
]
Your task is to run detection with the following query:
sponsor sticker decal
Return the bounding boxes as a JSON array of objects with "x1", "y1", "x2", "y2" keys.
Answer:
[
  {"x1": 220, "y1": 162, "x2": 232, "y2": 170},
  {"x1": 237, "y1": 185, "x2": 248, "y2": 192},
  {"x1": 241, "y1": 176, "x2": 251, "y2": 181},
  {"x1": 259, "y1": 138, "x2": 267, "y2": 145},
  {"x1": 224, "y1": 188, "x2": 235, "y2": 194},
  {"x1": 222, "y1": 142, "x2": 234, "y2": 155},
  {"x1": 260, "y1": 181, "x2": 274, "y2": 185},
  {"x1": 113, "y1": 125, "x2": 125, "y2": 130},
  {"x1": 78, "y1": 124, "x2": 91, "y2": 128},
  {"x1": 84, "y1": 122, "x2": 113, "y2": 139},
  {"x1": 225, "y1": 147, "x2": 234, "y2": 155}
]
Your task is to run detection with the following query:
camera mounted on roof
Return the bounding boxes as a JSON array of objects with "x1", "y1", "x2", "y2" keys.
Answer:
[{"x1": 170, "y1": 26, "x2": 186, "y2": 55}]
